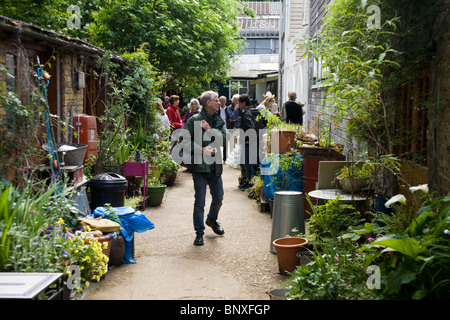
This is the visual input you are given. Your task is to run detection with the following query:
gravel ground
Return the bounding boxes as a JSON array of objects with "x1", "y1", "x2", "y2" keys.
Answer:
[{"x1": 85, "y1": 164, "x2": 287, "y2": 300}]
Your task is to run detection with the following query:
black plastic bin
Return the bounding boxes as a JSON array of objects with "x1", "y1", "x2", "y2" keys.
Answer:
[{"x1": 89, "y1": 172, "x2": 127, "y2": 210}]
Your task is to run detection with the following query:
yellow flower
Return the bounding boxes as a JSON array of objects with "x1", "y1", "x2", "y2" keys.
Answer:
[{"x1": 56, "y1": 218, "x2": 65, "y2": 225}]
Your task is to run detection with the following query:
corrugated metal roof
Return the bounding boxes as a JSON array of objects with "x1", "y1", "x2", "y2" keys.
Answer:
[
  {"x1": 238, "y1": 1, "x2": 280, "y2": 35},
  {"x1": 0, "y1": 15, "x2": 113, "y2": 57},
  {"x1": 239, "y1": 1, "x2": 281, "y2": 16}
]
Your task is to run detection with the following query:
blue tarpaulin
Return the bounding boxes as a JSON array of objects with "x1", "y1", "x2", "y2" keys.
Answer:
[
  {"x1": 92, "y1": 206, "x2": 155, "y2": 264},
  {"x1": 260, "y1": 153, "x2": 304, "y2": 201}
]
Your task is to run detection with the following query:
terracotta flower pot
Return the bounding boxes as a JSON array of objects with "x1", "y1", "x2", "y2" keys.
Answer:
[
  {"x1": 270, "y1": 130, "x2": 296, "y2": 154},
  {"x1": 272, "y1": 237, "x2": 308, "y2": 275}
]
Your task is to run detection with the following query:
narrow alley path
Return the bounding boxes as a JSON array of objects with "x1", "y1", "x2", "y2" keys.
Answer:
[{"x1": 85, "y1": 165, "x2": 286, "y2": 300}]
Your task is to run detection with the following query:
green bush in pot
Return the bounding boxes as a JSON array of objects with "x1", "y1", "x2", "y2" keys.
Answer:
[{"x1": 336, "y1": 161, "x2": 375, "y2": 193}]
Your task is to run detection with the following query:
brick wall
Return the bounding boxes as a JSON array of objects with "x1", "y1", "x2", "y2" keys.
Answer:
[
  {"x1": 306, "y1": 0, "x2": 357, "y2": 151},
  {"x1": 428, "y1": 0, "x2": 450, "y2": 196},
  {"x1": 60, "y1": 53, "x2": 85, "y2": 141},
  {"x1": 61, "y1": 54, "x2": 84, "y2": 115},
  {"x1": 307, "y1": 0, "x2": 329, "y2": 134}
]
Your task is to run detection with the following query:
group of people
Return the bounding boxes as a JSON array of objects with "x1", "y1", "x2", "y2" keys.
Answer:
[{"x1": 155, "y1": 90, "x2": 305, "y2": 246}]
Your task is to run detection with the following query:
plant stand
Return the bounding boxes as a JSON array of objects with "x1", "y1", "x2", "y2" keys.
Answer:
[{"x1": 123, "y1": 161, "x2": 149, "y2": 209}]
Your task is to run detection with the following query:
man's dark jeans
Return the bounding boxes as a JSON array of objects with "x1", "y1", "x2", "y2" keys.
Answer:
[
  {"x1": 240, "y1": 143, "x2": 255, "y2": 184},
  {"x1": 192, "y1": 169, "x2": 224, "y2": 235}
]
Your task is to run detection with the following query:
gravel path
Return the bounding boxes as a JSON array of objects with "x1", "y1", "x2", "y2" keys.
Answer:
[{"x1": 85, "y1": 165, "x2": 286, "y2": 300}]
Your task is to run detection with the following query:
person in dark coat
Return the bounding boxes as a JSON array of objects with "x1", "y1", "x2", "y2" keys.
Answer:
[
  {"x1": 284, "y1": 91, "x2": 304, "y2": 125},
  {"x1": 181, "y1": 91, "x2": 228, "y2": 246},
  {"x1": 237, "y1": 94, "x2": 257, "y2": 191}
]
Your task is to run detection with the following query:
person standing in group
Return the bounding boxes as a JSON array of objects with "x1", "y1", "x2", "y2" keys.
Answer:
[
  {"x1": 258, "y1": 91, "x2": 279, "y2": 116},
  {"x1": 166, "y1": 95, "x2": 183, "y2": 143},
  {"x1": 226, "y1": 94, "x2": 241, "y2": 129},
  {"x1": 166, "y1": 95, "x2": 183, "y2": 130},
  {"x1": 237, "y1": 94, "x2": 257, "y2": 191},
  {"x1": 280, "y1": 91, "x2": 292, "y2": 122},
  {"x1": 224, "y1": 94, "x2": 242, "y2": 169},
  {"x1": 182, "y1": 98, "x2": 201, "y2": 128},
  {"x1": 163, "y1": 96, "x2": 170, "y2": 109},
  {"x1": 218, "y1": 96, "x2": 229, "y2": 162},
  {"x1": 284, "y1": 91, "x2": 304, "y2": 125},
  {"x1": 182, "y1": 91, "x2": 228, "y2": 246},
  {"x1": 218, "y1": 96, "x2": 228, "y2": 124},
  {"x1": 256, "y1": 92, "x2": 277, "y2": 128},
  {"x1": 155, "y1": 99, "x2": 170, "y2": 138}
]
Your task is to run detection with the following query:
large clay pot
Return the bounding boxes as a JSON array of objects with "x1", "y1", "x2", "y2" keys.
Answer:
[
  {"x1": 272, "y1": 237, "x2": 308, "y2": 275},
  {"x1": 270, "y1": 130, "x2": 296, "y2": 154}
]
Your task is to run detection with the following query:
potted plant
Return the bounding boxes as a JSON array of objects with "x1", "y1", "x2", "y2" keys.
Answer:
[
  {"x1": 146, "y1": 160, "x2": 168, "y2": 207},
  {"x1": 270, "y1": 122, "x2": 300, "y2": 155},
  {"x1": 296, "y1": 116, "x2": 344, "y2": 158},
  {"x1": 336, "y1": 161, "x2": 375, "y2": 194},
  {"x1": 160, "y1": 155, "x2": 181, "y2": 186},
  {"x1": 256, "y1": 109, "x2": 301, "y2": 155}
]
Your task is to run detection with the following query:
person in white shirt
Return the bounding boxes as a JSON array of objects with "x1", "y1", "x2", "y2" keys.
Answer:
[
  {"x1": 155, "y1": 100, "x2": 170, "y2": 138},
  {"x1": 218, "y1": 96, "x2": 228, "y2": 123}
]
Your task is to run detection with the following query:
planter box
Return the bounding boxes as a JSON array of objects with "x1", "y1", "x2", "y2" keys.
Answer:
[{"x1": 270, "y1": 130, "x2": 296, "y2": 154}]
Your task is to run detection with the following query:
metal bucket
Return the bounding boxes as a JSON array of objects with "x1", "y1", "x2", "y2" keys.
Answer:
[
  {"x1": 42, "y1": 143, "x2": 87, "y2": 167},
  {"x1": 270, "y1": 191, "x2": 305, "y2": 253},
  {"x1": 267, "y1": 288, "x2": 289, "y2": 300}
]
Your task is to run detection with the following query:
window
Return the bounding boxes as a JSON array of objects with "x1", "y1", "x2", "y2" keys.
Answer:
[
  {"x1": 239, "y1": 38, "x2": 279, "y2": 55},
  {"x1": 311, "y1": 39, "x2": 329, "y2": 86},
  {"x1": 5, "y1": 54, "x2": 16, "y2": 92},
  {"x1": 230, "y1": 80, "x2": 248, "y2": 96},
  {"x1": 229, "y1": 80, "x2": 256, "y2": 101}
]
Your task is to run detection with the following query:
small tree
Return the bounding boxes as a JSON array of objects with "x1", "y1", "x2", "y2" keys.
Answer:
[{"x1": 301, "y1": 0, "x2": 440, "y2": 196}]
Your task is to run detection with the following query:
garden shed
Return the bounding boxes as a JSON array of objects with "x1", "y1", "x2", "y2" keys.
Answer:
[{"x1": 0, "y1": 15, "x2": 118, "y2": 143}]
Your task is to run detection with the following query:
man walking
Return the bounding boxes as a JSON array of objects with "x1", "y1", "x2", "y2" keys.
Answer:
[{"x1": 182, "y1": 91, "x2": 228, "y2": 246}]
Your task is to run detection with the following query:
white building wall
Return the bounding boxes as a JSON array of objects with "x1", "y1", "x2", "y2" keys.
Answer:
[{"x1": 279, "y1": 0, "x2": 309, "y2": 127}]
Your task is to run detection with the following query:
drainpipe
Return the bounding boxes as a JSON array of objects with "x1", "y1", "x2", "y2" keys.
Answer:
[{"x1": 57, "y1": 53, "x2": 61, "y2": 142}]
